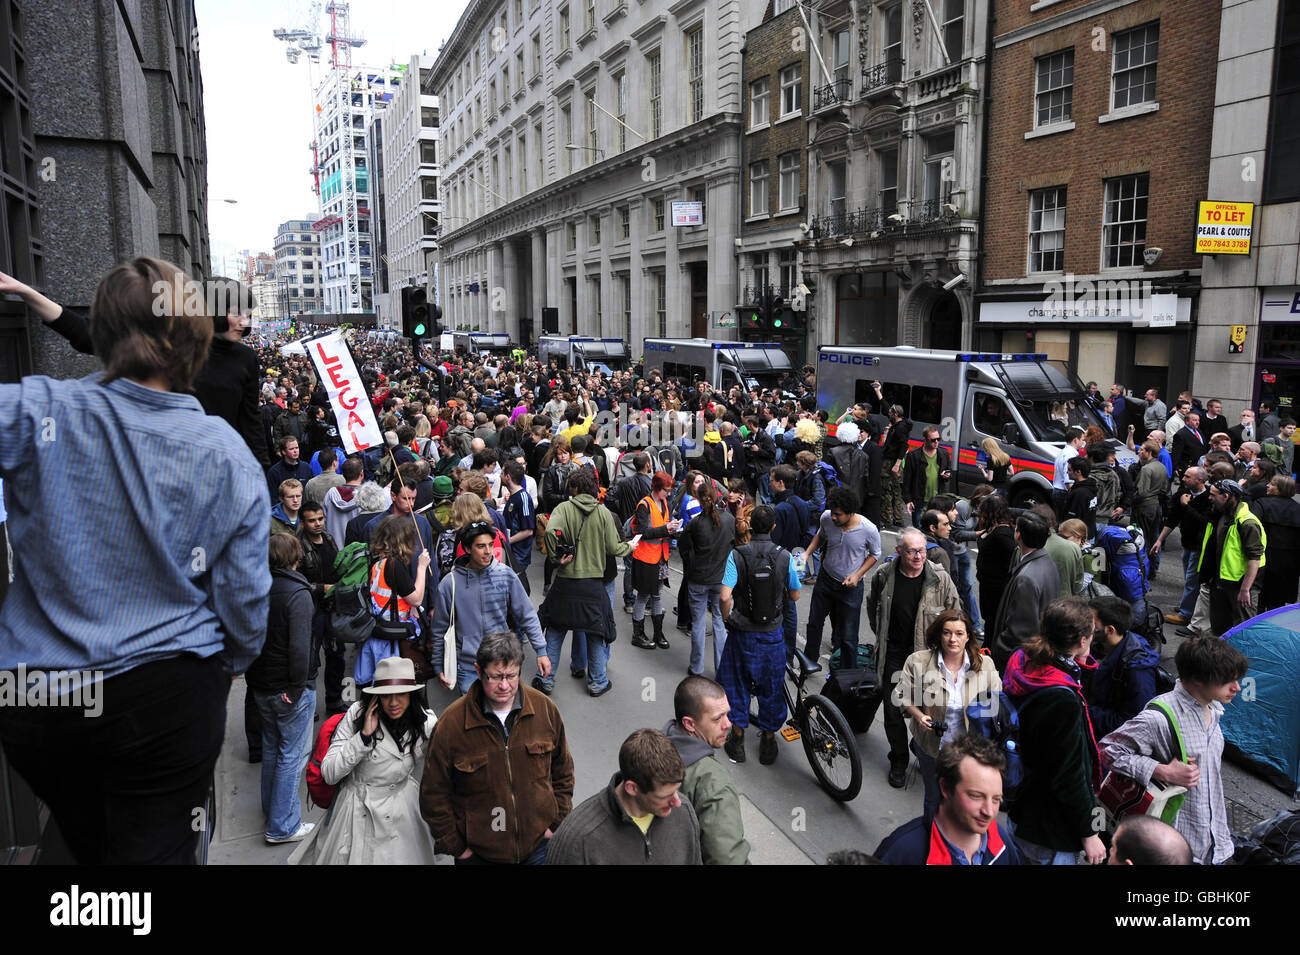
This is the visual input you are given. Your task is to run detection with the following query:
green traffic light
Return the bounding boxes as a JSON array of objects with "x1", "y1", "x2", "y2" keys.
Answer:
[
  {"x1": 413, "y1": 323, "x2": 426, "y2": 336},
  {"x1": 773, "y1": 317, "x2": 783, "y2": 328}
]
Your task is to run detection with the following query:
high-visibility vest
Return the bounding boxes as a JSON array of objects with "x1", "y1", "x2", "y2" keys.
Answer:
[
  {"x1": 370, "y1": 558, "x2": 416, "y2": 621},
  {"x1": 1199, "y1": 502, "x2": 1267, "y2": 582},
  {"x1": 633, "y1": 495, "x2": 670, "y2": 564}
]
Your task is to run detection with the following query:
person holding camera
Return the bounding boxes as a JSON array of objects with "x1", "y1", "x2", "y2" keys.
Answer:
[{"x1": 895, "y1": 610, "x2": 1002, "y2": 821}]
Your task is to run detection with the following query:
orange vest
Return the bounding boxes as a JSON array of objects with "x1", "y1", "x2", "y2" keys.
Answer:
[
  {"x1": 370, "y1": 558, "x2": 415, "y2": 622},
  {"x1": 633, "y1": 495, "x2": 671, "y2": 564}
]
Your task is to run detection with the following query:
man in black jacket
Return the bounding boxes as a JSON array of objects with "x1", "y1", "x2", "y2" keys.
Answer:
[
  {"x1": 679, "y1": 488, "x2": 737, "y2": 676},
  {"x1": 880, "y1": 404, "x2": 912, "y2": 528},
  {"x1": 297, "y1": 501, "x2": 345, "y2": 714},
  {"x1": 1061, "y1": 457, "x2": 1099, "y2": 540},
  {"x1": 1171, "y1": 410, "x2": 1208, "y2": 477},
  {"x1": 245, "y1": 534, "x2": 319, "y2": 844},
  {"x1": 1152, "y1": 466, "x2": 1212, "y2": 628},
  {"x1": 902, "y1": 426, "x2": 951, "y2": 527}
]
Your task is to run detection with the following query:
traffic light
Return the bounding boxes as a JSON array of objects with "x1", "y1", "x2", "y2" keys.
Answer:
[
  {"x1": 740, "y1": 304, "x2": 764, "y2": 331},
  {"x1": 401, "y1": 286, "x2": 430, "y2": 339}
]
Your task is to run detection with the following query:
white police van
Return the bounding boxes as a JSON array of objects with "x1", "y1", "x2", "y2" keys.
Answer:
[
  {"x1": 817, "y1": 345, "x2": 1132, "y2": 508},
  {"x1": 642, "y1": 338, "x2": 792, "y2": 393},
  {"x1": 451, "y1": 331, "x2": 514, "y2": 358},
  {"x1": 538, "y1": 335, "x2": 631, "y2": 373}
]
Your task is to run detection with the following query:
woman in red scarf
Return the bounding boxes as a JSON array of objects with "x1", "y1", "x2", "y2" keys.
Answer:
[{"x1": 1001, "y1": 596, "x2": 1107, "y2": 865}]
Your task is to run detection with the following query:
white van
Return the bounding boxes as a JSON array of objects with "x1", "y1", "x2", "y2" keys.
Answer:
[
  {"x1": 816, "y1": 345, "x2": 1132, "y2": 508},
  {"x1": 643, "y1": 338, "x2": 792, "y2": 393}
]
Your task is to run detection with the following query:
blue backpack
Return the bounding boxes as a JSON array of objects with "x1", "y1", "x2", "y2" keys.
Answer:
[
  {"x1": 1095, "y1": 524, "x2": 1148, "y2": 603},
  {"x1": 966, "y1": 690, "x2": 1026, "y2": 804}
]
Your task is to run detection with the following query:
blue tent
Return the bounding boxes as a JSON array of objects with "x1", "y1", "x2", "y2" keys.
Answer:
[{"x1": 1221, "y1": 604, "x2": 1300, "y2": 794}]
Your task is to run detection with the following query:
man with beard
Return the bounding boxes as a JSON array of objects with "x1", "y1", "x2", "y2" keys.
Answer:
[
  {"x1": 296, "y1": 500, "x2": 345, "y2": 714},
  {"x1": 1152, "y1": 466, "x2": 1212, "y2": 631}
]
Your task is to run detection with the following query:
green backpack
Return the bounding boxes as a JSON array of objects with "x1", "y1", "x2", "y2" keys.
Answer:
[{"x1": 332, "y1": 541, "x2": 372, "y2": 588}]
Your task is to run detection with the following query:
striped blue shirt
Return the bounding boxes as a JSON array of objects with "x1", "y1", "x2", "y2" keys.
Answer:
[{"x1": 0, "y1": 375, "x2": 270, "y2": 677}]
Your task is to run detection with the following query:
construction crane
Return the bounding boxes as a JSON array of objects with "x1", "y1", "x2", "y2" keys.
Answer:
[
  {"x1": 323, "y1": 1, "x2": 366, "y2": 69},
  {"x1": 272, "y1": 1, "x2": 324, "y2": 64}
]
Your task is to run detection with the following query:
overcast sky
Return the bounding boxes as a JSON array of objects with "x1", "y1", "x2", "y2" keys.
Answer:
[{"x1": 196, "y1": 0, "x2": 457, "y2": 275}]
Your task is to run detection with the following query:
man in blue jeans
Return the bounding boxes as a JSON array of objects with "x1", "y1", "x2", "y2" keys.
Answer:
[
  {"x1": 1151, "y1": 466, "x2": 1212, "y2": 630},
  {"x1": 246, "y1": 534, "x2": 319, "y2": 843},
  {"x1": 800, "y1": 487, "x2": 882, "y2": 669}
]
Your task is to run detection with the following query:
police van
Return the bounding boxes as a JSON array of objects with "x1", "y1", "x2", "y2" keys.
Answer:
[
  {"x1": 643, "y1": 338, "x2": 792, "y2": 393},
  {"x1": 451, "y1": 331, "x2": 514, "y2": 358},
  {"x1": 538, "y1": 335, "x2": 631, "y2": 374},
  {"x1": 817, "y1": 345, "x2": 1131, "y2": 509}
]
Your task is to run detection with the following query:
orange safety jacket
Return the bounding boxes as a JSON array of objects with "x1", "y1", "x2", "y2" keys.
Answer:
[{"x1": 633, "y1": 495, "x2": 671, "y2": 565}]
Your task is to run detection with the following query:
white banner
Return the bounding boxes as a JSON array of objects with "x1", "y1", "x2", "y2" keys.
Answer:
[{"x1": 303, "y1": 332, "x2": 382, "y2": 454}]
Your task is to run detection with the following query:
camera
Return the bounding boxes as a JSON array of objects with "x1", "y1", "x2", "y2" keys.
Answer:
[
  {"x1": 930, "y1": 719, "x2": 948, "y2": 737},
  {"x1": 552, "y1": 530, "x2": 577, "y2": 562}
]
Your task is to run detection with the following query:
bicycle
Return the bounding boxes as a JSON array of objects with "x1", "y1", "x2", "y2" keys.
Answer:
[{"x1": 780, "y1": 648, "x2": 862, "y2": 802}]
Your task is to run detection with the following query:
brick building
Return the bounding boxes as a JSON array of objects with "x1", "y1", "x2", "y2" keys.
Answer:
[
  {"x1": 977, "y1": 0, "x2": 1221, "y2": 398},
  {"x1": 738, "y1": 2, "x2": 809, "y2": 364}
]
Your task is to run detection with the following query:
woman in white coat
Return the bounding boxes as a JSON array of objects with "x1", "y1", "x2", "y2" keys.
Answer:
[{"x1": 309, "y1": 657, "x2": 438, "y2": 865}]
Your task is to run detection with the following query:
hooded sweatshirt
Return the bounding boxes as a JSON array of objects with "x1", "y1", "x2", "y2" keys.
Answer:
[
  {"x1": 428, "y1": 556, "x2": 545, "y2": 674},
  {"x1": 663, "y1": 719, "x2": 751, "y2": 865},
  {"x1": 545, "y1": 494, "x2": 636, "y2": 580},
  {"x1": 323, "y1": 483, "x2": 361, "y2": 544}
]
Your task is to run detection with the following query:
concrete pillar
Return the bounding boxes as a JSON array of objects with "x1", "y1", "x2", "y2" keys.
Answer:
[
  {"x1": 501, "y1": 239, "x2": 519, "y2": 339},
  {"x1": 707, "y1": 175, "x2": 739, "y2": 340},
  {"x1": 630, "y1": 203, "x2": 645, "y2": 348},
  {"x1": 531, "y1": 228, "x2": 546, "y2": 341},
  {"x1": 546, "y1": 224, "x2": 563, "y2": 334}
]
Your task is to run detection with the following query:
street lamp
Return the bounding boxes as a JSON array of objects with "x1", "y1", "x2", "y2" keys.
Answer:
[{"x1": 564, "y1": 143, "x2": 606, "y2": 160}]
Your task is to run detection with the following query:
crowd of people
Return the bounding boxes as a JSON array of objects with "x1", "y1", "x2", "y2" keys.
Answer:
[{"x1": 1, "y1": 260, "x2": 1295, "y2": 867}]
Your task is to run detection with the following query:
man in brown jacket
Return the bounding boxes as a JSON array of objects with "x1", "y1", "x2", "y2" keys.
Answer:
[{"x1": 420, "y1": 631, "x2": 574, "y2": 864}]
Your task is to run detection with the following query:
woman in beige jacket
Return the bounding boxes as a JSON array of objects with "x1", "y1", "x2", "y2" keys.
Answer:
[{"x1": 894, "y1": 610, "x2": 1001, "y2": 820}]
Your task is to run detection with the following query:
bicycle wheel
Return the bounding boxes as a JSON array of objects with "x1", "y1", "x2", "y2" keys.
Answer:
[{"x1": 799, "y1": 693, "x2": 863, "y2": 802}]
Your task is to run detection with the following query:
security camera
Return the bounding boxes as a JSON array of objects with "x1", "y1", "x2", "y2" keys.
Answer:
[
  {"x1": 870, "y1": 230, "x2": 882, "y2": 239},
  {"x1": 1143, "y1": 247, "x2": 1163, "y2": 267},
  {"x1": 734, "y1": 238, "x2": 744, "y2": 249},
  {"x1": 796, "y1": 283, "x2": 810, "y2": 296},
  {"x1": 942, "y1": 202, "x2": 959, "y2": 215},
  {"x1": 840, "y1": 238, "x2": 853, "y2": 248},
  {"x1": 798, "y1": 222, "x2": 811, "y2": 234},
  {"x1": 942, "y1": 272, "x2": 966, "y2": 291},
  {"x1": 887, "y1": 213, "x2": 906, "y2": 224}
]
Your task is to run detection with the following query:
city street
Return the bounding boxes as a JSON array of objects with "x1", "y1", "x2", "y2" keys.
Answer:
[{"x1": 211, "y1": 523, "x2": 1296, "y2": 865}]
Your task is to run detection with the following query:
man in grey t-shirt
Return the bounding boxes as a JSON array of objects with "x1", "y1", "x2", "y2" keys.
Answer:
[{"x1": 800, "y1": 486, "x2": 882, "y2": 669}]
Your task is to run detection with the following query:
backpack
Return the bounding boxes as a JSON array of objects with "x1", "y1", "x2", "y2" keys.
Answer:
[
  {"x1": 333, "y1": 542, "x2": 372, "y2": 587},
  {"x1": 733, "y1": 543, "x2": 785, "y2": 629},
  {"x1": 816, "y1": 460, "x2": 843, "y2": 493},
  {"x1": 1095, "y1": 524, "x2": 1148, "y2": 604},
  {"x1": 1261, "y1": 438, "x2": 1286, "y2": 468},
  {"x1": 305, "y1": 712, "x2": 348, "y2": 809},
  {"x1": 965, "y1": 690, "x2": 1026, "y2": 804}
]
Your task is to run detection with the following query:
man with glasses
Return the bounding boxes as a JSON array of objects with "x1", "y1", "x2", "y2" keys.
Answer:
[
  {"x1": 421, "y1": 631, "x2": 574, "y2": 865},
  {"x1": 902, "y1": 426, "x2": 951, "y2": 528}
]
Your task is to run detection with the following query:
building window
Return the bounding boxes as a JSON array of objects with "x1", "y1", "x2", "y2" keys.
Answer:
[
  {"x1": 516, "y1": 50, "x2": 525, "y2": 89},
  {"x1": 583, "y1": 88, "x2": 598, "y2": 160},
  {"x1": 778, "y1": 249, "x2": 797, "y2": 293},
  {"x1": 648, "y1": 50, "x2": 663, "y2": 138},
  {"x1": 750, "y1": 253, "x2": 769, "y2": 292},
  {"x1": 1102, "y1": 173, "x2": 1149, "y2": 268},
  {"x1": 941, "y1": 0, "x2": 964, "y2": 61},
  {"x1": 561, "y1": 104, "x2": 573, "y2": 173},
  {"x1": 778, "y1": 152, "x2": 799, "y2": 211},
  {"x1": 1028, "y1": 187, "x2": 1066, "y2": 273},
  {"x1": 687, "y1": 26, "x2": 705, "y2": 123},
  {"x1": 422, "y1": 178, "x2": 438, "y2": 200},
  {"x1": 503, "y1": 145, "x2": 513, "y2": 199},
  {"x1": 502, "y1": 67, "x2": 510, "y2": 101},
  {"x1": 654, "y1": 271, "x2": 667, "y2": 336},
  {"x1": 652, "y1": 196, "x2": 665, "y2": 232},
  {"x1": 827, "y1": 159, "x2": 846, "y2": 219},
  {"x1": 532, "y1": 33, "x2": 542, "y2": 76},
  {"x1": 559, "y1": 5, "x2": 571, "y2": 48},
  {"x1": 488, "y1": 79, "x2": 497, "y2": 114},
  {"x1": 1264, "y1": 0, "x2": 1300, "y2": 202},
  {"x1": 585, "y1": 0, "x2": 596, "y2": 33},
  {"x1": 619, "y1": 205, "x2": 630, "y2": 239},
  {"x1": 614, "y1": 70, "x2": 628, "y2": 152},
  {"x1": 535, "y1": 122, "x2": 544, "y2": 184},
  {"x1": 749, "y1": 160, "x2": 769, "y2": 217},
  {"x1": 420, "y1": 140, "x2": 437, "y2": 164},
  {"x1": 750, "y1": 77, "x2": 770, "y2": 127},
  {"x1": 1112, "y1": 22, "x2": 1159, "y2": 110},
  {"x1": 421, "y1": 107, "x2": 438, "y2": 127},
  {"x1": 1035, "y1": 50, "x2": 1074, "y2": 127},
  {"x1": 879, "y1": 148, "x2": 898, "y2": 215},
  {"x1": 780, "y1": 64, "x2": 802, "y2": 117},
  {"x1": 590, "y1": 213, "x2": 601, "y2": 243},
  {"x1": 923, "y1": 130, "x2": 955, "y2": 204},
  {"x1": 883, "y1": 6, "x2": 903, "y2": 78},
  {"x1": 567, "y1": 221, "x2": 577, "y2": 250},
  {"x1": 622, "y1": 275, "x2": 632, "y2": 342}
]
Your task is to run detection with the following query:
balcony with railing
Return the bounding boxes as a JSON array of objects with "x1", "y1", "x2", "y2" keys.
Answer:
[
  {"x1": 861, "y1": 57, "x2": 903, "y2": 98},
  {"x1": 811, "y1": 207, "x2": 888, "y2": 239},
  {"x1": 910, "y1": 62, "x2": 966, "y2": 103},
  {"x1": 813, "y1": 76, "x2": 851, "y2": 110}
]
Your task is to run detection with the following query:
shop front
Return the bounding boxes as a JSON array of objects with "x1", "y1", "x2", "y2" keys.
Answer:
[
  {"x1": 1257, "y1": 288, "x2": 1300, "y2": 421},
  {"x1": 976, "y1": 291, "x2": 1195, "y2": 398}
]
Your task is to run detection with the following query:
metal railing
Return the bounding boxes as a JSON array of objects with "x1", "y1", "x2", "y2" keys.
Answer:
[
  {"x1": 813, "y1": 76, "x2": 851, "y2": 109},
  {"x1": 812, "y1": 207, "x2": 887, "y2": 238},
  {"x1": 862, "y1": 57, "x2": 903, "y2": 92}
]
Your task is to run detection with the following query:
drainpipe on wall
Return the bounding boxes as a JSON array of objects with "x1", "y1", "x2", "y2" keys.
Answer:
[{"x1": 972, "y1": 0, "x2": 996, "y2": 352}]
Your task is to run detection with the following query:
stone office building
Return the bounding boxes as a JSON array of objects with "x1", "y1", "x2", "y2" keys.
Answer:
[
  {"x1": 797, "y1": 0, "x2": 987, "y2": 353},
  {"x1": 431, "y1": 0, "x2": 765, "y2": 349}
]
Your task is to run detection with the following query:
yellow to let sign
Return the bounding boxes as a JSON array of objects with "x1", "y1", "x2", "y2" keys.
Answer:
[{"x1": 1196, "y1": 200, "x2": 1254, "y2": 255}]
